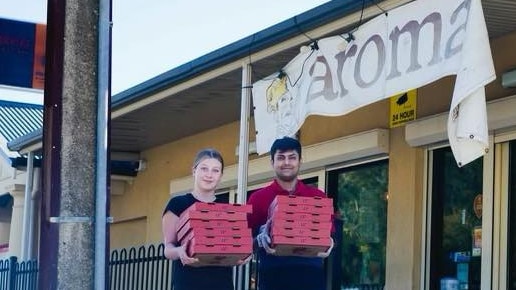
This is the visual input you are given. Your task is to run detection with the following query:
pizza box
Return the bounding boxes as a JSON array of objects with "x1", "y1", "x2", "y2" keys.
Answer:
[
  {"x1": 181, "y1": 230, "x2": 252, "y2": 246},
  {"x1": 270, "y1": 210, "x2": 332, "y2": 223},
  {"x1": 188, "y1": 240, "x2": 253, "y2": 254},
  {"x1": 178, "y1": 220, "x2": 248, "y2": 240},
  {"x1": 187, "y1": 240, "x2": 253, "y2": 267},
  {"x1": 178, "y1": 224, "x2": 252, "y2": 243},
  {"x1": 269, "y1": 202, "x2": 333, "y2": 215},
  {"x1": 179, "y1": 209, "x2": 248, "y2": 222},
  {"x1": 271, "y1": 195, "x2": 333, "y2": 207},
  {"x1": 186, "y1": 202, "x2": 253, "y2": 214},
  {"x1": 187, "y1": 252, "x2": 251, "y2": 267},
  {"x1": 177, "y1": 210, "x2": 248, "y2": 230},
  {"x1": 271, "y1": 235, "x2": 332, "y2": 257},
  {"x1": 270, "y1": 225, "x2": 331, "y2": 238},
  {"x1": 178, "y1": 219, "x2": 248, "y2": 231},
  {"x1": 271, "y1": 218, "x2": 332, "y2": 232}
]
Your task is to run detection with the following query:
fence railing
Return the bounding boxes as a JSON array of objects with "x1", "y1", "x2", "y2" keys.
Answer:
[
  {"x1": 0, "y1": 256, "x2": 38, "y2": 290},
  {"x1": 109, "y1": 243, "x2": 172, "y2": 290},
  {"x1": 341, "y1": 284, "x2": 384, "y2": 290},
  {"x1": 0, "y1": 244, "x2": 171, "y2": 290},
  {"x1": 1, "y1": 244, "x2": 382, "y2": 290}
]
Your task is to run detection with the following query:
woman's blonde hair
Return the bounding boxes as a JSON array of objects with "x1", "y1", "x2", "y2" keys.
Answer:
[{"x1": 193, "y1": 148, "x2": 224, "y2": 173}]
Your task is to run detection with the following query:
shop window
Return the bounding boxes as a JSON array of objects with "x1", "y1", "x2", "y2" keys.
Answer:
[
  {"x1": 429, "y1": 147, "x2": 483, "y2": 290},
  {"x1": 216, "y1": 192, "x2": 229, "y2": 203},
  {"x1": 302, "y1": 176, "x2": 319, "y2": 188},
  {"x1": 327, "y1": 160, "x2": 388, "y2": 290}
]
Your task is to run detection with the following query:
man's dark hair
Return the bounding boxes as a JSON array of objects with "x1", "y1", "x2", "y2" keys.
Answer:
[{"x1": 270, "y1": 136, "x2": 302, "y2": 160}]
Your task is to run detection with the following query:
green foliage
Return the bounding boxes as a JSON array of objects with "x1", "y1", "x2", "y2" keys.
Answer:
[{"x1": 337, "y1": 161, "x2": 388, "y2": 285}]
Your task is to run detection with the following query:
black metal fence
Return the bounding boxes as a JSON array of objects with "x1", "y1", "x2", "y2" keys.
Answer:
[
  {"x1": 0, "y1": 256, "x2": 38, "y2": 290},
  {"x1": 109, "y1": 243, "x2": 172, "y2": 290},
  {"x1": 0, "y1": 244, "x2": 171, "y2": 290},
  {"x1": 341, "y1": 284, "x2": 384, "y2": 290},
  {"x1": 1, "y1": 245, "x2": 384, "y2": 290}
]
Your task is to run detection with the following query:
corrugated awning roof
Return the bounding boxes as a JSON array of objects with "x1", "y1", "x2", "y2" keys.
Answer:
[{"x1": 0, "y1": 100, "x2": 43, "y2": 143}]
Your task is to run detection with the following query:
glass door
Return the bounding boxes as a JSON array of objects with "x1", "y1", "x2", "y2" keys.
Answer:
[
  {"x1": 428, "y1": 147, "x2": 484, "y2": 290},
  {"x1": 327, "y1": 160, "x2": 388, "y2": 290},
  {"x1": 507, "y1": 140, "x2": 516, "y2": 289}
]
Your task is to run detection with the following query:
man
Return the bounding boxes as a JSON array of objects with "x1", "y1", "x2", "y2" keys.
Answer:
[{"x1": 247, "y1": 136, "x2": 333, "y2": 290}]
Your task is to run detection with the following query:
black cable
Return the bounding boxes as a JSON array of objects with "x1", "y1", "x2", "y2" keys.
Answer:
[
  {"x1": 357, "y1": 0, "x2": 366, "y2": 28},
  {"x1": 288, "y1": 48, "x2": 316, "y2": 87},
  {"x1": 293, "y1": 16, "x2": 315, "y2": 43},
  {"x1": 338, "y1": 0, "x2": 373, "y2": 43},
  {"x1": 372, "y1": 0, "x2": 388, "y2": 16}
]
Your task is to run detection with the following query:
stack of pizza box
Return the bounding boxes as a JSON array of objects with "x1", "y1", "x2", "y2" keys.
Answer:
[
  {"x1": 177, "y1": 202, "x2": 253, "y2": 266},
  {"x1": 268, "y1": 195, "x2": 333, "y2": 257}
]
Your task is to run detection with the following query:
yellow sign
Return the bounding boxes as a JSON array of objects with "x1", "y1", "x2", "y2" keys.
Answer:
[{"x1": 389, "y1": 90, "x2": 417, "y2": 128}]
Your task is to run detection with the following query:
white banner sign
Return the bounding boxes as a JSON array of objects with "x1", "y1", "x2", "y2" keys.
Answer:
[{"x1": 252, "y1": 0, "x2": 495, "y2": 166}]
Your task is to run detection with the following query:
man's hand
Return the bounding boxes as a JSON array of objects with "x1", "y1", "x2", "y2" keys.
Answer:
[
  {"x1": 256, "y1": 220, "x2": 276, "y2": 254},
  {"x1": 317, "y1": 237, "x2": 334, "y2": 258}
]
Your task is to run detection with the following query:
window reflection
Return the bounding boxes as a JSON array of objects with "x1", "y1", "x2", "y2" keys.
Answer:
[
  {"x1": 508, "y1": 141, "x2": 516, "y2": 288},
  {"x1": 430, "y1": 147, "x2": 482, "y2": 290},
  {"x1": 328, "y1": 160, "x2": 388, "y2": 290}
]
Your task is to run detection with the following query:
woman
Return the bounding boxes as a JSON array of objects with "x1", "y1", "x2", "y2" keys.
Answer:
[{"x1": 162, "y1": 148, "x2": 234, "y2": 290}]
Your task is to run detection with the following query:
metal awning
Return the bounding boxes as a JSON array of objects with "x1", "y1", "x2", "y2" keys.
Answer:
[{"x1": 7, "y1": 0, "x2": 516, "y2": 155}]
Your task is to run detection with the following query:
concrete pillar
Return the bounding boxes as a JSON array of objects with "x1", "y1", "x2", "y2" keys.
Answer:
[
  {"x1": 28, "y1": 188, "x2": 41, "y2": 260},
  {"x1": 0, "y1": 222, "x2": 10, "y2": 244},
  {"x1": 6, "y1": 184, "x2": 26, "y2": 257},
  {"x1": 0, "y1": 195, "x2": 12, "y2": 245},
  {"x1": 40, "y1": 1, "x2": 103, "y2": 288},
  {"x1": 385, "y1": 127, "x2": 424, "y2": 290}
]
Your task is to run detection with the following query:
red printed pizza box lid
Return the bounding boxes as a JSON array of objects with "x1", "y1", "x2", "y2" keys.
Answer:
[
  {"x1": 271, "y1": 195, "x2": 333, "y2": 207},
  {"x1": 270, "y1": 210, "x2": 332, "y2": 223},
  {"x1": 271, "y1": 218, "x2": 332, "y2": 232},
  {"x1": 177, "y1": 219, "x2": 249, "y2": 242},
  {"x1": 179, "y1": 207, "x2": 248, "y2": 222},
  {"x1": 178, "y1": 209, "x2": 248, "y2": 230},
  {"x1": 186, "y1": 237, "x2": 252, "y2": 267},
  {"x1": 186, "y1": 202, "x2": 253, "y2": 214},
  {"x1": 269, "y1": 202, "x2": 333, "y2": 215},
  {"x1": 271, "y1": 235, "x2": 331, "y2": 257},
  {"x1": 271, "y1": 235, "x2": 332, "y2": 247},
  {"x1": 178, "y1": 224, "x2": 252, "y2": 243},
  {"x1": 188, "y1": 240, "x2": 253, "y2": 256},
  {"x1": 270, "y1": 225, "x2": 331, "y2": 238},
  {"x1": 181, "y1": 230, "x2": 253, "y2": 246},
  {"x1": 187, "y1": 252, "x2": 252, "y2": 267},
  {"x1": 272, "y1": 243, "x2": 329, "y2": 257}
]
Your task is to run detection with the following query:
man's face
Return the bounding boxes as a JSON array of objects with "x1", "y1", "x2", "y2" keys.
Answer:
[{"x1": 272, "y1": 149, "x2": 300, "y2": 182}]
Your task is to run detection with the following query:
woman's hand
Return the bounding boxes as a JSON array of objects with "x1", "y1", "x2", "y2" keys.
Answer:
[
  {"x1": 237, "y1": 254, "x2": 253, "y2": 265},
  {"x1": 177, "y1": 243, "x2": 199, "y2": 265}
]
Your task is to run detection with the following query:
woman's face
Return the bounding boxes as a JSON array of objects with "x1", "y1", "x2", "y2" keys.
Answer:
[{"x1": 193, "y1": 157, "x2": 223, "y2": 193}]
